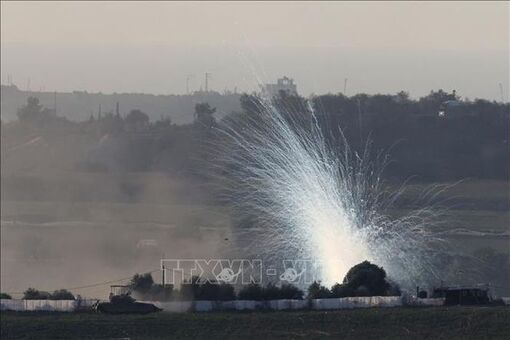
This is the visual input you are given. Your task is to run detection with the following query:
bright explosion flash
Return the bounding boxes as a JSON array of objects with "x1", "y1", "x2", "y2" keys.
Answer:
[{"x1": 213, "y1": 95, "x2": 451, "y2": 289}]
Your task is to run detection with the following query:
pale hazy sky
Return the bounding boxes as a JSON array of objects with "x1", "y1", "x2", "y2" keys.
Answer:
[{"x1": 1, "y1": 1, "x2": 509, "y2": 100}]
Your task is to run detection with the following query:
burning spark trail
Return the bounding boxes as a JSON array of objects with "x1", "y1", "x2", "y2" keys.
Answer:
[{"x1": 213, "y1": 95, "x2": 451, "y2": 289}]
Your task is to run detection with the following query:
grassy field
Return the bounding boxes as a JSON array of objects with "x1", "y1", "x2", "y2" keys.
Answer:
[{"x1": 1, "y1": 307, "x2": 510, "y2": 339}]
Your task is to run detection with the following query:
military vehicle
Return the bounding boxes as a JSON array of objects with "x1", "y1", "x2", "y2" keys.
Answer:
[{"x1": 96, "y1": 285, "x2": 162, "y2": 314}]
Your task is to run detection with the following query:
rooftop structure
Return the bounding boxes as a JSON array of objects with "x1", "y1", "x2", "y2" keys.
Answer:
[{"x1": 262, "y1": 76, "x2": 298, "y2": 97}]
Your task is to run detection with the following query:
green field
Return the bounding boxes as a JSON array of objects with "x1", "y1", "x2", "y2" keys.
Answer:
[{"x1": 1, "y1": 307, "x2": 510, "y2": 339}]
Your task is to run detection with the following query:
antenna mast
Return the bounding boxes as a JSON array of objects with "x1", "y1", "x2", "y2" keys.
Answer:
[
  {"x1": 205, "y1": 72, "x2": 211, "y2": 92},
  {"x1": 186, "y1": 74, "x2": 194, "y2": 95}
]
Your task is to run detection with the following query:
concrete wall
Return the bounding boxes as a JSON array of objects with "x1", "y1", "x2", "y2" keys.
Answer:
[
  {"x1": 311, "y1": 296, "x2": 403, "y2": 310},
  {"x1": 1, "y1": 299, "x2": 99, "y2": 312},
  {"x1": 151, "y1": 296, "x2": 405, "y2": 313},
  {"x1": 1, "y1": 299, "x2": 76, "y2": 312},
  {"x1": 2, "y1": 296, "x2": 449, "y2": 313}
]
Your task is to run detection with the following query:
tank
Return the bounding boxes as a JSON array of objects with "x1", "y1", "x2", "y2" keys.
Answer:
[{"x1": 96, "y1": 285, "x2": 162, "y2": 314}]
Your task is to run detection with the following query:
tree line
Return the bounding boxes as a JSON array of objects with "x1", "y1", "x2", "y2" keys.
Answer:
[
  {"x1": 2, "y1": 261, "x2": 397, "y2": 301},
  {"x1": 4, "y1": 89, "x2": 509, "y2": 181}
]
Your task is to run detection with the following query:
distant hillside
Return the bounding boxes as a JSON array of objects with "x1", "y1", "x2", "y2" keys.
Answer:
[{"x1": 0, "y1": 85, "x2": 242, "y2": 124}]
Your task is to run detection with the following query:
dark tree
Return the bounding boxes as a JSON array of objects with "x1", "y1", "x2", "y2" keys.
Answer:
[
  {"x1": 278, "y1": 284, "x2": 304, "y2": 300},
  {"x1": 51, "y1": 289, "x2": 75, "y2": 300},
  {"x1": 196, "y1": 282, "x2": 235, "y2": 301},
  {"x1": 330, "y1": 283, "x2": 354, "y2": 298},
  {"x1": 23, "y1": 288, "x2": 51, "y2": 300},
  {"x1": 262, "y1": 283, "x2": 281, "y2": 300},
  {"x1": 125, "y1": 109, "x2": 150, "y2": 128},
  {"x1": 342, "y1": 261, "x2": 390, "y2": 296},
  {"x1": 17, "y1": 97, "x2": 54, "y2": 124},
  {"x1": 238, "y1": 283, "x2": 264, "y2": 300},
  {"x1": 0, "y1": 293, "x2": 12, "y2": 299},
  {"x1": 130, "y1": 273, "x2": 154, "y2": 295},
  {"x1": 307, "y1": 281, "x2": 331, "y2": 299},
  {"x1": 179, "y1": 276, "x2": 201, "y2": 300},
  {"x1": 194, "y1": 103, "x2": 216, "y2": 128}
]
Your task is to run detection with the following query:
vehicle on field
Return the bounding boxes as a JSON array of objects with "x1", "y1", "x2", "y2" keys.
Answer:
[{"x1": 96, "y1": 285, "x2": 161, "y2": 314}]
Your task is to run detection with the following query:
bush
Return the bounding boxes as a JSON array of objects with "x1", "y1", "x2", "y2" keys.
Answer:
[
  {"x1": 196, "y1": 281, "x2": 219, "y2": 300},
  {"x1": 0, "y1": 293, "x2": 12, "y2": 299},
  {"x1": 217, "y1": 283, "x2": 236, "y2": 301},
  {"x1": 343, "y1": 261, "x2": 390, "y2": 296},
  {"x1": 51, "y1": 289, "x2": 75, "y2": 300},
  {"x1": 307, "y1": 281, "x2": 331, "y2": 299},
  {"x1": 129, "y1": 273, "x2": 175, "y2": 301},
  {"x1": 238, "y1": 283, "x2": 264, "y2": 301},
  {"x1": 23, "y1": 288, "x2": 51, "y2": 300},
  {"x1": 262, "y1": 283, "x2": 281, "y2": 300},
  {"x1": 354, "y1": 285, "x2": 371, "y2": 297},
  {"x1": 331, "y1": 283, "x2": 354, "y2": 298},
  {"x1": 193, "y1": 282, "x2": 236, "y2": 301},
  {"x1": 179, "y1": 276, "x2": 201, "y2": 300},
  {"x1": 278, "y1": 284, "x2": 304, "y2": 300},
  {"x1": 386, "y1": 281, "x2": 402, "y2": 296},
  {"x1": 238, "y1": 283, "x2": 304, "y2": 301},
  {"x1": 145, "y1": 284, "x2": 174, "y2": 301},
  {"x1": 130, "y1": 273, "x2": 154, "y2": 295}
]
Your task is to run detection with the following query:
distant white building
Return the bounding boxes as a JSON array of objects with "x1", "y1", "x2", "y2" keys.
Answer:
[{"x1": 262, "y1": 76, "x2": 298, "y2": 97}]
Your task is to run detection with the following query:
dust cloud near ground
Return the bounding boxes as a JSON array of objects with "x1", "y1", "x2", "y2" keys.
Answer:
[{"x1": 1, "y1": 172, "x2": 233, "y2": 298}]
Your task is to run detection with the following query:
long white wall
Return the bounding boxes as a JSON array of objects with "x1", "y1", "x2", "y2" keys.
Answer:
[
  {"x1": 150, "y1": 296, "x2": 411, "y2": 313},
  {"x1": 0, "y1": 299, "x2": 98, "y2": 312},
  {"x1": 0, "y1": 296, "x2": 459, "y2": 313}
]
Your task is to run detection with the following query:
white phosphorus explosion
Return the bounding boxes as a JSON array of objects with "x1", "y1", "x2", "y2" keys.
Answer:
[{"x1": 214, "y1": 94, "x2": 452, "y2": 289}]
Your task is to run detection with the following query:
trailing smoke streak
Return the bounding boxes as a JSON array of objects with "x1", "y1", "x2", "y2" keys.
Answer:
[{"x1": 212, "y1": 94, "x2": 454, "y2": 289}]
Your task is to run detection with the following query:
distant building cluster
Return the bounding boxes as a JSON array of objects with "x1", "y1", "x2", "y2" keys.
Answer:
[{"x1": 262, "y1": 76, "x2": 298, "y2": 97}]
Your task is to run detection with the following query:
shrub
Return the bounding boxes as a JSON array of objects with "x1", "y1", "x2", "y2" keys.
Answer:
[
  {"x1": 331, "y1": 283, "x2": 354, "y2": 298},
  {"x1": 354, "y1": 285, "x2": 371, "y2": 297},
  {"x1": 23, "y1": 288, "x2": 51, "y2": 300},
  {"x1": 51, "y1": 289, "x2": 75, "y2": 300},
  {"x1": 0, "y1": 293, "x2": 12, "y2": 299},
  {"x1": 145, "y1": 284, "x2": 174, "y2": 301},
  {"x1": 343, "y1": 261, "x2": 390, "y2": 296},
  {"x1": 196, "y1": 281, "x2": 220, "y2": 300},
  {"x1": 262, "y1": 283, "x2": 281, "y2": 300},
  {"x1": 179, "y1": 276, "x2": 201, "y2": 300},
  {"x1": 192, "y1": 282, "x2": 235, "y2": 301},
  {"x1": 386, "y1": 281, "x2": 402, "y2": 296},
  {"x1": 238, "y1": 283, "x2": 264, "y2": 301},
  {"x1": 217, "y1": 283, "x2": 236, "y2": 301},
  {"x1": 307, "y1": 281, "x2": 331, "y2": 299},
  {"x1": 130, "y1": 273, "x2": 154, "y2": 295},
  {"x1": 278, "y1": 284, "x2": 304, "y2": 300}
]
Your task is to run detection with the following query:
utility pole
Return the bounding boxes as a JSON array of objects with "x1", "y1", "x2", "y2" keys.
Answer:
[
  {"x1": 54, "y1": 91, "x2": 57, "y2": 115},
  {"x1": 162, "y1": 264, "x2": 166, "y2": 288},
  {"x1": 205, "y1": 72, "x2": 211, "y2": 92},
  {"x1": 344, "y1": 78, "x2": 348, "y2": 95},
  {"x1": 186, "y1": 74, "x2": 194, "y2": 95},
  {"x1": 499, "y1": 83, "x2": 505, "y2": 102}
]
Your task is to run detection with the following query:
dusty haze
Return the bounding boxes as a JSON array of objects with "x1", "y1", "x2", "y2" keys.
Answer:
[
  {"x1": 1, "y1": 1, "x2": 508, "y2": 100},
  {"x1": 1, "y1": 1, "x2": 509, "y2": 299}
]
